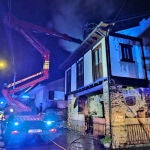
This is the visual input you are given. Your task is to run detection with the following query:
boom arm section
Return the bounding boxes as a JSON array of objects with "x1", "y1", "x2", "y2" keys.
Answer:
[
  {"x1": 4, "y1": 14, "x2": 82, "y2": 44},
  {"x1": 2, "y1": 14, "x2": 51, "y2": 112},
  {"x1": 2, "y1": 13, "x2": 82, "y2": 112}
]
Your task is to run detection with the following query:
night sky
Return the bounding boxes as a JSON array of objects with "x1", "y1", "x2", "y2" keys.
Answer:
[{"x1": 0, "y1": 0, "x2": 150, "y2": 90}]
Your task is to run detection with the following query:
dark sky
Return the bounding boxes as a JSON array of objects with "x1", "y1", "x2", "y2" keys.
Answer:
[{"x1": 0, "y1": 0, "x2": 150, "y2": 88}]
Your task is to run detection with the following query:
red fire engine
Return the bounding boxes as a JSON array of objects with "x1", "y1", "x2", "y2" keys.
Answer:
[{"x1": 2, "y1": 13, "x2": 81, "y2": 114}]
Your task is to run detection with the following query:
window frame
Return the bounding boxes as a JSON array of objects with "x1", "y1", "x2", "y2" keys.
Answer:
[
  {"x1": 92, "y1": 44, "x2": 103, "y2": 81},
  {"x1": 120, "y1": 43, "x2": 135, "y2": 63},
  {"x1": 76, "y1": 58, "x2": 84, "y2": 88},
  {"x1": 66, "y1": 68, "x2": 71, "y2": 93}
]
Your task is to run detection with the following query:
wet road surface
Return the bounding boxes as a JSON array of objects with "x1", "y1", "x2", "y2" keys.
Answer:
[{"x1": 4, "y1": 128, "x2": 104, "y2": 150}]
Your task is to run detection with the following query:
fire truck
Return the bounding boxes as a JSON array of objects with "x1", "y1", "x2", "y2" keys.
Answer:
[{"x1": 1, "y1": 13, "x2": 81, "y2": 142}]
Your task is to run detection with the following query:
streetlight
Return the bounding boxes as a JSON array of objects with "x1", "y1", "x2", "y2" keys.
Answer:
[{"x1": 0, "y1": 60, "x2": 7, "y2": 70}]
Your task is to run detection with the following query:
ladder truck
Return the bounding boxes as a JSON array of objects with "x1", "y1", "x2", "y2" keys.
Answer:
[{"x1": 1, "y1": 13, "x2": 81, "y2": 140}]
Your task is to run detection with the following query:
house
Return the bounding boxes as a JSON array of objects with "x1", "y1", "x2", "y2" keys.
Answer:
[
  {"x1": 61, "y1": 20, "x2": 150, "y2": 149},
  {"x1": 27, "y1": 78, "x2": 67, "y2": 113}
]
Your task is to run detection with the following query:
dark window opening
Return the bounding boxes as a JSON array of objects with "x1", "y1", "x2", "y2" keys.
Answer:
[
  {"x1": 77, "y1": 58, "x2": 84, "y2": 88},
  {"x1": 66, "y1": 69, "x2": 71, "y2": 93},
  {"x1": 49, "y1": 91, "x2": 54, "y2": 100},
  {"x1": 120, "y1": 43, "x2": 134, "y2": 62}
]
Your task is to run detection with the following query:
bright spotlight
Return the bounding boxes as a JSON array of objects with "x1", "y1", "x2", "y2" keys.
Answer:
[
  {"x1": 14, "y1": 122, "x2": 19, "y2": 126},
  {"x1": 0, "y1": 98, "x2": 7, "y2": 108},
  {"x1": 47, "y1": 121, "x2": 52, "y2": 125},
  {"x1": 10, "y1": 108, "x2": 14, "y2": 113},
  {"x1": 0, "y1": 101, "x2": 4, "y2": 104}
]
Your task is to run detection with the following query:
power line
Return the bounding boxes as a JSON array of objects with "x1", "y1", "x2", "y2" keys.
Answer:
[{"x1": 104, "y1": 12, "x2": 150, "y2": 24}]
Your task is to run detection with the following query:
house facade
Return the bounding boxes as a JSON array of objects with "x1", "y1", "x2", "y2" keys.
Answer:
[
  {"x1": 63, "y1": 22, "x2": 150, "y2": 149},
  {"x1": 27, "y1": 78, "x2": 67, "y2": 113}
]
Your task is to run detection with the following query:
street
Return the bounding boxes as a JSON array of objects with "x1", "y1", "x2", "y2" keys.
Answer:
[{"x1": 3, "y1": 128, "x2": 103, "y2": 150}]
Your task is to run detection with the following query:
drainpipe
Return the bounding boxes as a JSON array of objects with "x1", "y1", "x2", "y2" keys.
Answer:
[{"x1": 105, "y1": 27, "x2": 112, "y2": 143}]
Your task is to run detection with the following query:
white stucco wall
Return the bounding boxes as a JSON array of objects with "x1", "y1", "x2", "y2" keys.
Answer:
[
  {"x1": 84, "y1": 50, "x2": 93, "y2": 86},
  {"x1": 71, "y1": 63, "x2": 76, "y2": 91},
  {"x1": 65, "y1": 37, "x2": 108, "y2": 93},
  {"x1": 101, "y1": 37, "x2": 107, "y2": 77},
  {"x1": 65, "y1": 69, "x2": 67, "y2": 94},
  {"x1": 109, "y1": 35, "x2": 146, "y2": 79}
]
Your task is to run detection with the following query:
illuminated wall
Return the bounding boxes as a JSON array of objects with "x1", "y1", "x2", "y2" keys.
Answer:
[
  {"x1": 66, "y1": 37, "x2": 107, "y2": 93},
  {"x1": 84, "y1": 50, "x2": 93, "y2": 86},
  {"x1": 110, "y1": 83, "x2": 150, "y2": 148},
  {"x1": 71, "y1": 63, "x2": 76, "y2": 91},
  {"x1": 88, "y1": 95, "x2": 103, "y2": 117},
  {"x1": 109, "y1": 35, "x2": 146, "y2": 79}
]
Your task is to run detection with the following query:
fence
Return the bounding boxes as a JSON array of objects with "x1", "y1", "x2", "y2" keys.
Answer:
[
  {"x1": 126, "y1": 123, "x2": 150, "y2": 145},
  {"x1": 112, "y1": 118, "x2": 150, "y2": 148}
]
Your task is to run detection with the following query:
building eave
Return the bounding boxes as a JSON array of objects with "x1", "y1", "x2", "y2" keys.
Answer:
[{"x1": 60, "y1": 22, "x2": 114, "y2": 70}]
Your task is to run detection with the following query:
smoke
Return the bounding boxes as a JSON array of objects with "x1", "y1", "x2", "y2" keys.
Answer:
[
  {"x1": 46, "y1": 0, "x2": 116, "y2": 52},
  {"x1": 117, "y1": 17, "x2": 150, "y2": 37},
  {"x1": 46, "y1": 0, "x2": 84, "y2": 52}
]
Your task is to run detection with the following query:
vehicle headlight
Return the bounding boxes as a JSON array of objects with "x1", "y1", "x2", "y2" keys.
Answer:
[{"x1": 45, "y1": 121, "x2": 55, "y2": 125}]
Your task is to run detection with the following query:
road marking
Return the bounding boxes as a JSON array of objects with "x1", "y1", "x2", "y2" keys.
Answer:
[{"x1": 50, "y1": 140, "x2": 66, "y2": 150}]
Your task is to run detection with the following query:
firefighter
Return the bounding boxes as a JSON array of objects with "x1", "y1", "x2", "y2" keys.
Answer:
[{"x1": 0, "y1": 111, "x2": 5, "y2": 121}]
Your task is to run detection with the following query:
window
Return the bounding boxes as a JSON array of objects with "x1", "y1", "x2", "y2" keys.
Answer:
[
  {"x1": 92, "y1": 44, "x2": 103, "y2": 81},
  {"x1": 120, "y1": 43, "x2": 134, "y2": 62},
  {"x1": 49, "y1": 91, "x2": 54, "y2": 100},
  {"x1": 66, "y1": 69, "x2": 71, "y2": 93},
  {"x1": 76, "y1": 58, "x2": 84, "y2": 88}
]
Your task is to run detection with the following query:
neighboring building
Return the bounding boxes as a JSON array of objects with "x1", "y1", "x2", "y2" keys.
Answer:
[
  {"x1": 62, "y1": 21, "x2": 150, "y2": 149},
  {"x1": 27, "y1": 78, "x2": 67, "y2": 113}
]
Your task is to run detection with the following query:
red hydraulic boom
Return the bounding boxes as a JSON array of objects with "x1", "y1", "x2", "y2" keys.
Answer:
[{"x1": 2, "y1": 13, "x2": 82, "y2": 112}]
